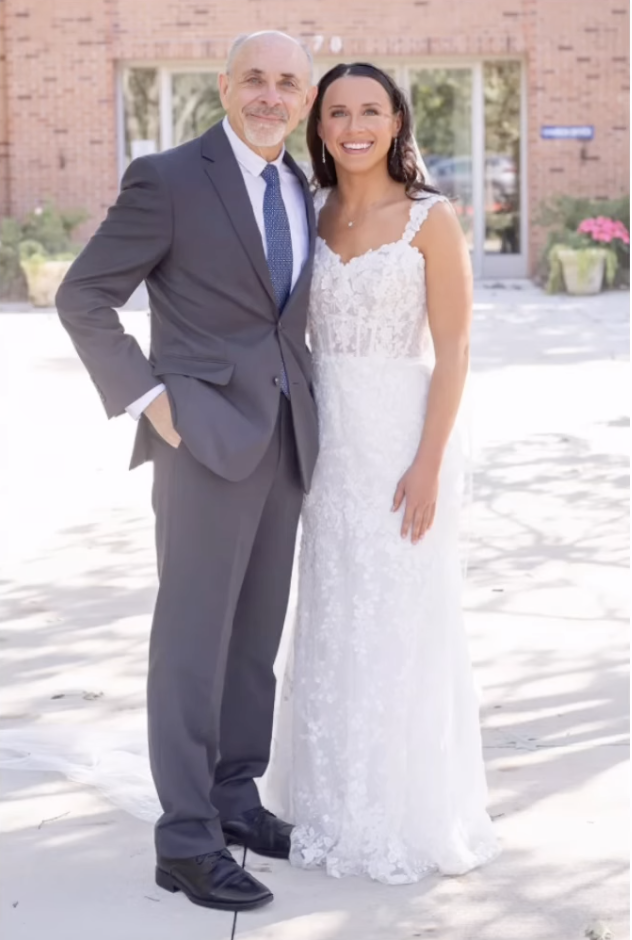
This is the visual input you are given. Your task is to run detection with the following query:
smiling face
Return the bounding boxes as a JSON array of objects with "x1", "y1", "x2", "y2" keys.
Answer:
[
  {"x1": 219, "y1": 33, "x2": 316, "y2": 157},
  {"x1": 318, "y1": 75, "x2": 402, "y2": 175}
]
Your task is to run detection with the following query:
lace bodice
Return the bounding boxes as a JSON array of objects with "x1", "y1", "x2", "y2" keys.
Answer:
[{"x1": 309, "y1": 189, "x2": 448, "y2": 362}]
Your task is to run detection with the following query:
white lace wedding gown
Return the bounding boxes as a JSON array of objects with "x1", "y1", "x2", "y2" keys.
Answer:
[
  {"x1": 0, "y1": 190, "x2": 499, "y2": 885},
  {"x1": 264, "y1": 190, "x2": 500, "y2": 883}
]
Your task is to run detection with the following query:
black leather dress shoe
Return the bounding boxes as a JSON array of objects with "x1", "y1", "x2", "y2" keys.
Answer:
[
  {"x1": 155, "y1": 849, "x2": 273, "y2": 911},
  {"x1": 222, "y1": 806, "x2": 293, "y2": 860}
]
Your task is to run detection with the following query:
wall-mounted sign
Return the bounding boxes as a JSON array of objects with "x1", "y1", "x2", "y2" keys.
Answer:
[{"x1": 541, "y1": 125, "x2": 595, "y2": 140}]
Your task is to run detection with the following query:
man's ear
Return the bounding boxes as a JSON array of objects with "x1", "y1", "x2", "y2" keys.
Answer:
[{"x1": 218, "y1": 73, "x2": 230, "y2": 110}]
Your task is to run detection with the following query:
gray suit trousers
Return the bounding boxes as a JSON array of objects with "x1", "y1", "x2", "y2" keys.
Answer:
[{"x1": 147, "y1": 398, "x2": 302, "y2": 858}]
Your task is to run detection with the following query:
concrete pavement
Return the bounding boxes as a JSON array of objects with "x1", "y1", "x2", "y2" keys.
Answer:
[{"x1": 0, "y1": 283, "x2": 628, "y2": 939}]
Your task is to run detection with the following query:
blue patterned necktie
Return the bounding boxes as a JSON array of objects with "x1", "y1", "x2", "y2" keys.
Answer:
[{"x1": 261, "y1": 163, "x2": 292, "y2": 396}]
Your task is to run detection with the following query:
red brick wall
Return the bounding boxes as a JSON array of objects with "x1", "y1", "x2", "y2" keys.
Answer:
[
  {"x1": 524, "y1": 0, "x2": 630, "y2": 260},
  {"x1": 3, "y1": 0, "x2": 115, "y2": 235},
  {"x1": 2, "y1": 0, "x2": 630, "y2": 270}
]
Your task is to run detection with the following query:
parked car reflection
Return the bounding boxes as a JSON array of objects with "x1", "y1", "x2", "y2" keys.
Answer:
[{"x1": 426, "y1": 153, "x2": 517, "y2": 203}]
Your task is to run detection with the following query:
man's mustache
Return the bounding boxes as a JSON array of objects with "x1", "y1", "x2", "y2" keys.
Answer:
[{"x1": 244, "y1": 107, "x2": 289, "y2": 121}]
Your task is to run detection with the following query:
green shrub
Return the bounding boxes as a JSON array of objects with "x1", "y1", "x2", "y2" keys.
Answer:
[
  {"x1": 20, "y1": 202, "x2": 88, "y2": 257},
  {"x1": 535, "y1": 194, "x2": 629, "y2": 231},
  {"x1": 0, "y1": 203, "x2": 87, "y2": 302},
  {"x1": 0, "y1": 218, "x2": 26, "y2": 300},
  {"x1": 18, "y1": 239, "x2": 46, "y2": 260},
  {"x1": 0, "y1": 245, "x2": 27, "y2": 300}
]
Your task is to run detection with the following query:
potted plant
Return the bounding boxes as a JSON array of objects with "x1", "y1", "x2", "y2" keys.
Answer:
[
  {"x1": 17, "y1": 202, "x2": 87, "y2": 307},
  {"x1": 545, "y1": 215, "x2": 629, "y2": 295},
  {"x1": 19, "y1": 240, "x2": 76, "y2": 307},
  {"x1": 536, "y1": 195, "x2": 630, "y2": 291},
  {"x1": 547, "y1": 243, "x2": 611, "y2": 296}
]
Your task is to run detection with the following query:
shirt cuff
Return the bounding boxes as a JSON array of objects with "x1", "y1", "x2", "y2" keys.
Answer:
[{"x1": 126, "y1": 384, "x2": 166, "y2": 421}]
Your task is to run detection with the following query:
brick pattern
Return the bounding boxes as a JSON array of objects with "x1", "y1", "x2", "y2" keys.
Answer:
[
  {"x1": 4, "y1": 0, "x2": 116, "y2": 240},
  {"x1": 1, "y1": 0, "x2": 629, "y2": 272},
  {"x1": 524, "y1": 0, "x2": 630, "y2": 261}
]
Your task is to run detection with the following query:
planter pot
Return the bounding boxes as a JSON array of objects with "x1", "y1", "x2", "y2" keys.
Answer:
[
  {"x1": 557, "y1": 248, "x2": 606, "y2": 295},
  {"x1": 20, "y1": 258, "x2": 73, "y2": 307}
]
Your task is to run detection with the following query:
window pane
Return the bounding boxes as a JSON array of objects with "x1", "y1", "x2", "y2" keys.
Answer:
[
  {"x1": 285, "y1": 121, "x2": 311, "y2": 175},
  {"x1": 172, "y1": 73, "x2": 224, "y2": 147},
  {"x1": 410, "y1": 69, "x2": 473, "y2": 249},
  {"x1": 484, "y1": 62, "x2": 521, "y2": 255},
  {"x1": 122, "y1": 68, "x2": 160, "y2": 165}
]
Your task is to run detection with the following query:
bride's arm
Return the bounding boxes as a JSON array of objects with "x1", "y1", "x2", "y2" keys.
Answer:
[
  {"x1": 414, "y1": 201, "x2": 472, "y2": 473},
  {"x1": 392, "y1": 201, "x2": 472, "y2": 543}
]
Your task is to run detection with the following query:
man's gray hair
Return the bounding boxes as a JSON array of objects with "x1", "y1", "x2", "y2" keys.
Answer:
[{"x1": 226, "y1": 31, "x2": 314, "y2": 82}]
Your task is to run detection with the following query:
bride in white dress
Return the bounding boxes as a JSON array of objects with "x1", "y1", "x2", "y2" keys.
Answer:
[{"x1": 265, "y1": 62, "x2": 500, "y2": 884}]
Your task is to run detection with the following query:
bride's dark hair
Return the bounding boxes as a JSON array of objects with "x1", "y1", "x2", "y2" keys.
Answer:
[{"x1": 307, "y1": 62, "x2": 440, "y2": 200}]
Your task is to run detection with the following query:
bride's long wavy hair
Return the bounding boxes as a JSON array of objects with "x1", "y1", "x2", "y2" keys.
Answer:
[{"x1": 307, "y1": 62, "x2": 440, "y2": 200}]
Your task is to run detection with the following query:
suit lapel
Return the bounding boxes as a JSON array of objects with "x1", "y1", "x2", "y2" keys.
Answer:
[{"x1": 201, "y1": 123, "x2": 276, "y2": 308}]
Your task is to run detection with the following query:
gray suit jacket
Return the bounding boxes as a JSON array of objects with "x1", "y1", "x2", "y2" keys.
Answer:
[{"x1": 56, "y1": 121, "x2": 319, "y2": 492}]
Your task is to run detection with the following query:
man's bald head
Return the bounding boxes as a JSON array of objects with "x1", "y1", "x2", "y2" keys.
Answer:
[
  {"x1": 219, "y1": 31, "x2": 317, "y2": 159},
  {"x1": 227, "y1": 31, "x2": 313, "y2": 82}
]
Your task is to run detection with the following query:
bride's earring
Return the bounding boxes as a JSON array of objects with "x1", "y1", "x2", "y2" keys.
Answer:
[
  {"x1": 322, "y1": 140, "x2": 326, "y2": 164},
  {"x1": 392, "y1": 137, "x2": 399, "y2": 157}
]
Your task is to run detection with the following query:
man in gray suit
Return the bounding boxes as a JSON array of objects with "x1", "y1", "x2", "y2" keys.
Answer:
[{"x1": 56, "y1": 31, "x2": 318, "y2": 912}]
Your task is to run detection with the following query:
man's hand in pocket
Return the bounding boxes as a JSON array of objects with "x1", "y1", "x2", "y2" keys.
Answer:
[{"x1": 145, "y1": 390, "x2": 181, "y2": 449}]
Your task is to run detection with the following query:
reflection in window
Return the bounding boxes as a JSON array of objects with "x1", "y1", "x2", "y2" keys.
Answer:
[
  {"x1": 122, "y1": 68, "x2": 160, "y2": 165},
  {"x1": 172, "y1": 73, "x2": 224, "y2": 147},
  {"x1": 410, "y1": 69, "x2": 473, "y2": 249},
  {"x1": 285, "y1": 121, "x2": 311, "y2": 176},
  {"x1": 484, "y1": 62, "x2": 521, "y2": 254}
]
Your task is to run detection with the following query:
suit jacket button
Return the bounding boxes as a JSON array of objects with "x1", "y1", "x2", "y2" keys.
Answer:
[{"x1": 273, "y1": 376, "x2": 280, "y2": 386}]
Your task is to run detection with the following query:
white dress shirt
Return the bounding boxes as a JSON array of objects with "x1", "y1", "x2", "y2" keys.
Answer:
[{"x1": 127, "y1": 115, "x2": 310, "y2": 420}]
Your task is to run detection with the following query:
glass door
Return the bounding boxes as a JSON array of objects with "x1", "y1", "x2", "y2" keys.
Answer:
[
  {"x1": 406, "y1": 61, "x2": 526, "y2": 279},
  {"x1": 409, "y1": 68, "x2": 474, "y2": 254},
  {"x1": 482, "y1": 61, "x2": 524, "y2": 277}
]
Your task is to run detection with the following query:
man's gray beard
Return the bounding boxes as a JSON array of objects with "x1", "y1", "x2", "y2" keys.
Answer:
[{"x1": 244, "y1": 116, "x2": 289, "y2": 149}]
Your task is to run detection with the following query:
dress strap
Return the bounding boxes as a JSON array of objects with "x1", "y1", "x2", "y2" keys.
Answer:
[{"x1": 402, "y1": 194, "x2": 450, "y2": 244}]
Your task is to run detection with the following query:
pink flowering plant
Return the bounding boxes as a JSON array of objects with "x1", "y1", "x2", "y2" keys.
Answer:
[
  {"x1": 537, "y1": 195, "x2": 630, "y2": 292},
  {"x1": 546, "y1": 215, "x2": 628, "y2": 293},
  {"x1": 577, "y1": 216, "x2": 630, "y2": 248}
]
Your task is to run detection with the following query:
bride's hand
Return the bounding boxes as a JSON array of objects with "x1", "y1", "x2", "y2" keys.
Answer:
[{"x1": 392, "y1": 461, "x2": 439, "y2": 544}]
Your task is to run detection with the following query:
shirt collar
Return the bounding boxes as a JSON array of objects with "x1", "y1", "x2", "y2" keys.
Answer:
[{"x1": 222, "y1": 116, "x2": 286, "y2": 178}]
